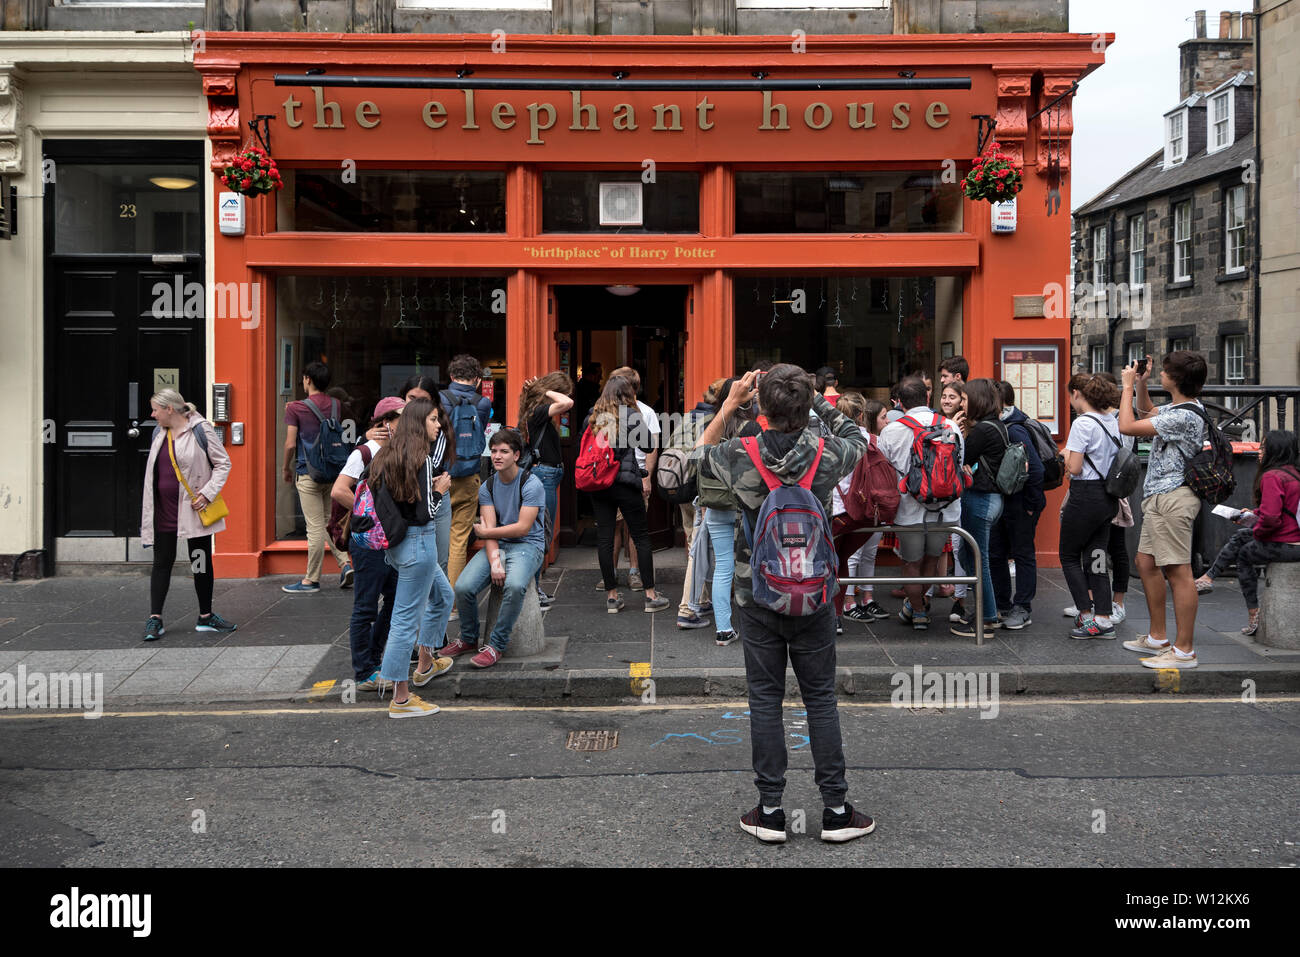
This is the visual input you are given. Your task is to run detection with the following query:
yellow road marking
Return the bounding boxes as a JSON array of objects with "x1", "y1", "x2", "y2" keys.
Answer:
[
  {"x1": 628, "y1": 662, "x2": 652, "y2": 678},
  {"x1": 2, "y1": 695, "x2": 1298, "y2": 720}
]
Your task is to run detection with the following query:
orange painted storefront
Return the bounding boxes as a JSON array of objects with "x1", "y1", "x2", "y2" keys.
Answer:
[{"x1": 195, "y1": 33, "x2": 1106, "y2": 578}]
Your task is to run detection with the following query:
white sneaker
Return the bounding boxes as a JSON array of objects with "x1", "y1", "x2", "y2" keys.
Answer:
[
  {"x1": 1110, "y1": 603, "x2": 1127, "y2": 624},
  {"x1": 1140, "y1": 647, "x2": 1198, "y2": 670},
  {"x1": 1062, "y1": 605, "x2": 1079, "y2": 618},
  {"x1": 1122, "y1": 634, "x2": 1169, "y2": 655}
]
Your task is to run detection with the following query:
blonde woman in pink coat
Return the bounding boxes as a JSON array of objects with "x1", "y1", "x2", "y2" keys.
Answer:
[{"x1": 140, "y1": 389, "x2": 234, "y2": 641}]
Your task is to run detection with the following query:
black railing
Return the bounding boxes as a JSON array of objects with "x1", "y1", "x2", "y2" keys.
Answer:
[{"x1": 1144, "y1": 385, "x2": 1300, "y2": 440}]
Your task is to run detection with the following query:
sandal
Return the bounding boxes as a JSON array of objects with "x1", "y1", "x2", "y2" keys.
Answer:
[
  {"x1": 1241, "y1": 609, "x2": 1260, "y2": 636},
  {"x1": 1194, "y1": 575, "x2": 1214, "y2": 594}
]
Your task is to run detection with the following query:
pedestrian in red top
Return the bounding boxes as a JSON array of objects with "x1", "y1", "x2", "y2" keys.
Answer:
[{"x1": 1193, "y1": 430, "x2": 1300, "y2": 635}]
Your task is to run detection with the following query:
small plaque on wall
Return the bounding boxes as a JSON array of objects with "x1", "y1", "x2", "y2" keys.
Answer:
[{"x1": 1012, "y1": 295, "x2": 1046, "y2": 318}]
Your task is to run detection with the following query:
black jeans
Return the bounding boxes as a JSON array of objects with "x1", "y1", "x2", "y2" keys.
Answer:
[
  {"x1": 349, "y1": 544, "x2": 398, "y2": 681},
  {"x1": 989, "y1": 499, "x2": 1041, "y2": 613},
  {"x1": 592, "y1": 482, "x2": 655, "y2": 591},
  {"x1": 735, "y1": 602, "x2": 848, "y2": 809},
  {"x1": 1108, "y1": 523, "x2": 1130, "y2": 596},
  {"x1": 1234, "y1": 539, "x2": 1300, "y2": 607},
  {"x1": 150, "y1": 529, "x2": 213, "y2": 617},
  {"x1": 1207, "y1": 527, "x2": 1255, "y2": 580},
  {"x1": 1059, "y1": 480, "x2": 1117, "y2": 617}
]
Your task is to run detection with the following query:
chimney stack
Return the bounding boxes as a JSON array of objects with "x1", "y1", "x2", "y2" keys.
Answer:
[
  {"x1": 1219, "y1": 11, "x2": 1232, "y2": 39},
  {"x1": 1242, "y1": 12, "x2": 1255, "y2": 39},
  {"x1": 1195, "y1": 9, "x2": 1206, "y2": 38}
]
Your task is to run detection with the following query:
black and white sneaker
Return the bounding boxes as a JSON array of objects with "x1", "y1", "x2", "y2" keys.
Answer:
[
  {"x1": 821, "y1": 803, "x2": 877, "y2": 843},
  {"x1": 715, "y1": 630, "x2": 739, "y2": 646},
  {"x1": 537, "y1": 589, "x2": 554, "y2": 609},
  {"x1": 740, "y1": 806, "x2": 787, "y2": 844},
  {"x1": 863, "y1": 600, "x2": 890, "y2": 621},
  {"x1": 843, "y1": 605, "x2": 872, "y2": 623}
]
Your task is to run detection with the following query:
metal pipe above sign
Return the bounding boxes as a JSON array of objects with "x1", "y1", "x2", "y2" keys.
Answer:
[{"x1": 273, "y1": 74, "x2": 972, "y2": 92}]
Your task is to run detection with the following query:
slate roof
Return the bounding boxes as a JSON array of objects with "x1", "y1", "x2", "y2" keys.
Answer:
[{"x1": 1072, "y1": 135, "x2": 1253, "y2": 218}]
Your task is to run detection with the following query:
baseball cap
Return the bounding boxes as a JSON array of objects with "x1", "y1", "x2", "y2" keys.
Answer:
[{"x1": 371, "y1": 396, "x2": 406, "y2": 422}]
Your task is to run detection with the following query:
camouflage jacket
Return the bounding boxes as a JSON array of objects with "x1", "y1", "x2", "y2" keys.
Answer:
[{"x1": 698, "y1": 393, "x2": 867, "y2": 607}]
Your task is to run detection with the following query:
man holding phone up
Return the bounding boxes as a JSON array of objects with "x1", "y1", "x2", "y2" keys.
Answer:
[{"x1": 1117, "y1": 351, "x2": 1209, "y2": 668}]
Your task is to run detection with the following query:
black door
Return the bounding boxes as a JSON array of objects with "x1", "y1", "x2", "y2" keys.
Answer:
[{"x1": 44, "y1": 141, "x2": 205, "y2": 555}]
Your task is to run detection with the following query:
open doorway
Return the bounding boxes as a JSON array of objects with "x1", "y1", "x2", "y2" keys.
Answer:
[{"x1": 553, "y1": 283, "x2": 689, "y2": 550}]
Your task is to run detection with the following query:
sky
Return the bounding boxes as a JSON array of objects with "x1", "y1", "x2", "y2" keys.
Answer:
[{"x1": 1068, "y1": 0, "x2": 1243, "y2": 211}]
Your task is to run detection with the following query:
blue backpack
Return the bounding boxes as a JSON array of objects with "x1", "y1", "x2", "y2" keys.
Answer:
[
  {"x1": 301, "y1": 398, "x2": 350, "y2": 483},
  {"x1": 443, "y1": 390, "x2": 486, "y2": 479},
  {"x1": 740, "y1": 437, "x2": 837, "y2": 617}
]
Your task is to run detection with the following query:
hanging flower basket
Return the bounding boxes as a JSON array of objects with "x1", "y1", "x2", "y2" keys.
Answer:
[
  {"x1": 221, "y1": 145, "x2": 283, "y2": 197},
  {"x1": 961, "y1": 142, "x2": 1024, "y2": 204}
]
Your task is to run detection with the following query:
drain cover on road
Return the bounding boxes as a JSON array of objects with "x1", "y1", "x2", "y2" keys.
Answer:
[{"x1": 566, "y1": 730, "x2": 619, "y2": 751}]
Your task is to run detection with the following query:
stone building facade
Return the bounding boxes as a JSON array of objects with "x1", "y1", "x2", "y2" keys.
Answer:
[{"x1": 1071, "y1": 11, "x2": 1256, "y2": 401}]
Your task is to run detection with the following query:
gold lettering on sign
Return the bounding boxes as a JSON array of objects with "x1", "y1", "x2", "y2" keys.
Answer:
[
  {"x1": 356, "y1": 101, "x2": 381, "y2": 129},
  {"x1": 804, "y1": 102, "x2": 832, "y2": 130},
  {"x1": 760, "y1": 91, "x2": 789, "y2": 130},
  {"x1": 422, "y1": 101, "x2": 447, "y2": 129},
  {"x1": 312, "y1": 86, "x2": 344, "y2": 130},
  {"x1": 612, "y1": 103, "x2": 637, "y2": 130},
  {"x1": 570, "y1": 91, "x2": 598, "y2": 131},
  {"x1": 891, "y1": 102, "x2": 911, "y2": 129},
  {"x1": 652, "y1": 104, "x2": 683, "y2": 131},
  {"x1": 283, "y1": 95, "x2": 303, "y2": 129},
  {"x1": 696, "y1": 97, "x2": 715, "y2": 130},
  {"x1": 491, "y1": 102, "x2": 516, "y2": 130},
  {"x1": 462, "y1": 89, "x2": 480, "y2": 130},
  {"x1": 848, "y1": 102, "x2": 876, "y2": 129},
  {"x1": 527, "y1": 102, "x2": 557, "y2": 144},
  {"x1": 925, "y1": 101, "x2": 950, "y2": 129}
]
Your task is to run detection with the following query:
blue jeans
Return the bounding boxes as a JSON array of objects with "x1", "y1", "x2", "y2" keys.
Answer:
[
  {"x1": 378, "y1": 523, "x2": 455, "y2": 682},
  {"x1": 455, "y1": 543, "x2": 545, "y2": 652},
  {"x1": 705, "y1": 507, "x2": 737, "y2": 633},
  {"x1": 959, "y1": 489, "x2": 1004, "y2": 623},
  {"x1": 530, "y1": 464, "x2": 562, "y2": 587},
  {"x1": 433, "y1": 498, "x2": 451, "y2": 572},
  {"x1": 348, "y1": 544, "x2": 398, "y2": 682}
]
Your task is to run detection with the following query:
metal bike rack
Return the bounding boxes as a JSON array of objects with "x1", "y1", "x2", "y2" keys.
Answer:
[{"x1": 833, "y1": 522, "x2": 987, "y2": 645}]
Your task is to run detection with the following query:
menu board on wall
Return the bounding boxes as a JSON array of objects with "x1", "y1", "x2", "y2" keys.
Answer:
[{"x1": 997, "y1": 343, "x2": 1061, "y2": 436}]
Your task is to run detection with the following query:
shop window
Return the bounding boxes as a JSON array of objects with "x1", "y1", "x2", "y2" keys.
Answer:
[
  {"x1": 274, "y1": 274, "x2": 508, "y2": 540},
  {"x1": 541, "y1": 171, "x2": 699, "y2": 233},
  {"x1": 732, "y1": 275, "x2": 962, "y2": 389},
  {"x1": 52, "y1": 162, "x2": 202, "y2": 255},
  {"x1": 735, "y1": 171, "x2": 961, "y2": 233},
  {"x1": 280, "y1": 170, "x2": 505, "y2": 232}
]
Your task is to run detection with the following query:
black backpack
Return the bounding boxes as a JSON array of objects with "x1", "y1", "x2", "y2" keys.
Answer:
[
  {"x1": 1170, "y1": 403, "x2": 1236, "y2": 505},
  {"x1": 1023, "y1": 416, "x2": 1065, "y2": 491},
  {"x1": 1081, "y1": 414, "x2": 1142, "y2": 500}
]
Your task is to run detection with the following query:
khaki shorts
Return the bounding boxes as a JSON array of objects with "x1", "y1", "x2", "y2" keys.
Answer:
[
  {"x1": 1137, "y1": 487, "x2": 1201, "y2": 568},
  {"x1": 895, "y1": 524, "x2": 951, "y2": 563}
]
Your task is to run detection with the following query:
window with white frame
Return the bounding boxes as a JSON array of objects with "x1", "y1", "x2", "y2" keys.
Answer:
[
  {"x1": 1170, "y1": 336, "x2": 1191, "y2": 353},
  {"x1": 1165, "y1": 111, "x2": 1187, "y2": 167},
  {"x1": 1174, "y1": 201, "x2": 1192, "y2": 281},
  {"x1": 1090, "y1": 345, "x2": 1107, "y2": 374},
  {"x1": 1129, "y1": 214, "x2": 1145, "y2": 286},
  {"x1": 1127, "y1": 342, "x2": 1147, "y2": 368},
  {"x1": 1092, "y1": 224, "x2": 1108, "y2": 289},
  {"x1": 1224, "y1": 334, "x2": 1246, "y2": 409},
  {"x1": 1225, "y1": 185, "x2": 1247, "y2": 273},
  {"x1": 1208, "y1": 91, "x2": 1233, "y2": 153}
]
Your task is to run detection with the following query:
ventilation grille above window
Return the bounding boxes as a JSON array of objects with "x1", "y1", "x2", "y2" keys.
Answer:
[{"x1": 599, "y1": 182, "x2": 643, "y2": 227}]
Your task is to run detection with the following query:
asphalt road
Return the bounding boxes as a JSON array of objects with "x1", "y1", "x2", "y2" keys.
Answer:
[{"x1": 2, "y1": 696, "x2": 1298, "y2": 868}]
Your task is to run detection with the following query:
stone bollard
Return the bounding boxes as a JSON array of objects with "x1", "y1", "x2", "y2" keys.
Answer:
[
  {"x1": 481, "y1": 579, "x2": 547, "y2": 657},
  {"x1": 1257, "y1": 562, "x2": 1300, "y2": 650}
]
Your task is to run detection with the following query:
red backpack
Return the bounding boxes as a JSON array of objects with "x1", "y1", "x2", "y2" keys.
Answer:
[
  {"x1": 574, "y1": 424, "x2": 620, "y2": 492},
  {"x1": 843, "y1": 436, "x2": 901, "y2": 527},
  {"x1": 898, "y1": 415, "x2": 968, "y2": 509}
]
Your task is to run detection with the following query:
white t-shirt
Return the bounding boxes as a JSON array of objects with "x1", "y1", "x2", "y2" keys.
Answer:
[
  {"x1": 633, "y1": 399, "x2": 661, "y2": 471},
  {"x1": 832, "y1": 427, "x2": 873, "y2": 517},
  {"x1": 341, "y1": 439, "x2": 382, "y2": 481},
  {"x1": 1065, "y1": 413, "x2": 1120, "y2": 482},
  {"x1": 877, "y1": 407, "x2": 964, "y2": 525}
]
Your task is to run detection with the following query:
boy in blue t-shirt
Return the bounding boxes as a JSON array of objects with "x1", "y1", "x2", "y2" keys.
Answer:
[{"x1": 446, "y1": 428, "x2": 546, "y2": 669}]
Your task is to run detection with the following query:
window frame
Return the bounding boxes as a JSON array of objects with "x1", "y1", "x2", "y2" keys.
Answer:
[
  {"x1": 1169, "y1": 336, "x2": 1192, "y2": 353},
  {"x1": 1207, "y1": 90, "x2": 1234, "y2": 154},
  {"x1": 1090, "y1": 344, "x2": 1107, "y2": 374},
  {"x1": 1091, "y1": 224, "x2": 1108, "y2": 291},
  {"x1": 1126, "y1": 342, "x2": 1147, "y2": 368},
  {"x1": 1225, "y1": 184, "x2": 1247, "y2": 274},
  {"x1": 1128, "y1": 213, "x2": 1145, "y2": 286},
  {"x1": 1164, "y1": 110, "x2": 1188, "y2": 168},
  {"x1": 1173, "y1": 200, "x2": 1192, "y2": 282}
]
